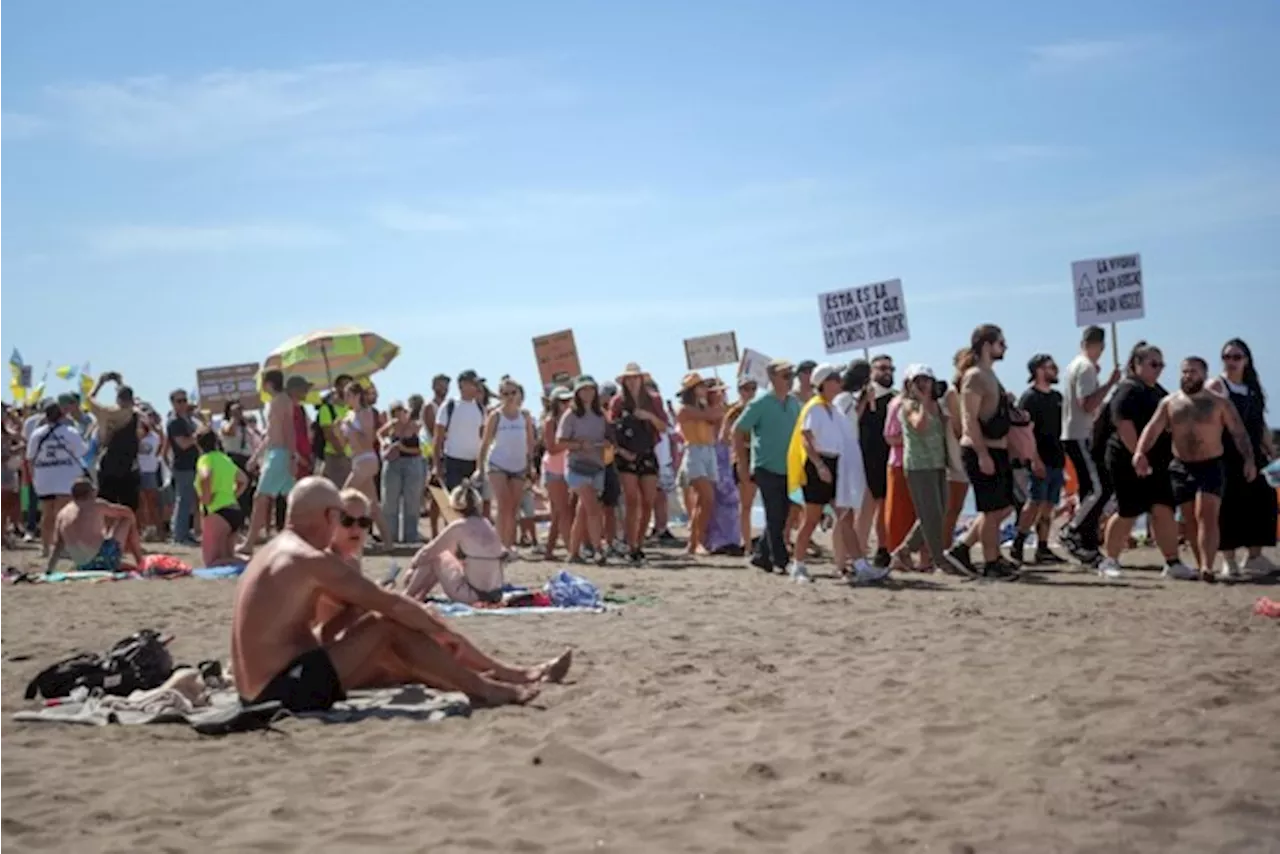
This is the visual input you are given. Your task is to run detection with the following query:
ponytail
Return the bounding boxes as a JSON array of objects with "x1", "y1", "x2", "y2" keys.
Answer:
[
  {"x1": 1126, "y1": 341, "x2": 1161, "y2": 378},
  {"x1": 952, "y1": 348, "x2": 976, "y2": 389}
]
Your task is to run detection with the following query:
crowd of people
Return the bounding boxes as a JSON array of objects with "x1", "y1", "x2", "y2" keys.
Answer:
[{"x1": 5, "y1": 325, "x2": 1276, "y2": 586}]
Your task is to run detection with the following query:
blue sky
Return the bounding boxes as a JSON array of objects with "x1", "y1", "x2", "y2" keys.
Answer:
[{"x1": 3, "y1": 1, "x2": 1278, "y2": 412}]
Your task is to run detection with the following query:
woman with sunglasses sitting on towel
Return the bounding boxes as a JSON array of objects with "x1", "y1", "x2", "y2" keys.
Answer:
[{"x1": 400, "y1": 481, "x2": 509, "y2": 605}]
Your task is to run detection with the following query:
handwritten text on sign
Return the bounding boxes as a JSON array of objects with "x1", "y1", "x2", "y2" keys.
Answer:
[
  {"x1": 1071, "y1": 254, "x2": 1144, "y2": 327},
  {"x1": 817, "y1": 279, "x2": 910, "y2": 355}
]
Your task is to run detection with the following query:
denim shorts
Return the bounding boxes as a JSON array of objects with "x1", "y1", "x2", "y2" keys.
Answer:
[
  {"x1": 1030, "y1": 467, "x2": 1066, "y2": 504},
  {"x1": 565, "y1": 469, "x2": 605, "y2": 494},
  {"x1": 680, "y1": 444, "x2": 718, "y2": 483},
  {"x1": 139, "y1": 470, "x2": 160, "y2": 490},
  {"x1": 543, "y1": 470, "x2": 566, "y2": 486}
]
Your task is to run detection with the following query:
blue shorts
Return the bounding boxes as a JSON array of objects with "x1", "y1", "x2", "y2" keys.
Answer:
[
  {"x1": 680, "y1": 444, "x2": 718, "y2": 484},
  {"x1": 1030, "y1": 467, "x2": 1066, "y2": 504},
  {"x1": 78, "y1": 538, "x2": 122, "y2": 572},
  {"x1": 565, "y1": 469, "x2": 606, "y2": 494},
  {"x1": 257, "y1": 448, "x2": 296, "y2": 498}
]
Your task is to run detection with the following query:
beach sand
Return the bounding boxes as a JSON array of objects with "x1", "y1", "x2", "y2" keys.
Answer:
[{"x1": 3, "y1": 538, "x2": 1278, "y2": 853}]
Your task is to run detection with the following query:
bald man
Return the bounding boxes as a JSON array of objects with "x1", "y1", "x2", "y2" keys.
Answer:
[{"x1": 231, "y1": 477, "x2": 542, "y2": 710}]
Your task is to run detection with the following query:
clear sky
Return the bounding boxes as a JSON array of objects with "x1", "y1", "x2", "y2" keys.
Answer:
[{"x1": 3, "y1": 1, "x2": 1278, "y2": 413}]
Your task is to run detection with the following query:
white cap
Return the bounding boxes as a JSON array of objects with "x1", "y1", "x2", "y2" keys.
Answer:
[
  {"x1": 904, "y1": 363, "x2": 936, "y2": 382},
  {"x1": 811, "y1": 363, "x2": 842, "y2": 387}
]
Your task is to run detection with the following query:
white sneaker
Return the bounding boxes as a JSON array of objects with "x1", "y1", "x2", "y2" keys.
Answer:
[
  {"x1": 788, "y1": 561, "x2": 812, "y2": 583},
  {"x1": 1218, "y1": 555, "x2": 1242, "y2": 581},
  {"x1": 1244, "y1": 554, "x2": 1279, "y2": 576},
  {"x1": 853, "y1": 559, "x2": 891, "y2": 585},
  {"x1": 1161, "y1": 561, "x2": 1199, "y2": 581},
  {"x1": 1096, "y1": 557, "x2": 1124, "y2": 579}
]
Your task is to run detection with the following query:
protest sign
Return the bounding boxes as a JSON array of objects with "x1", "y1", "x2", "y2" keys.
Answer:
[
  {"x1": 737, "y1": 348, "x2": 772, "y2": 387},
  {"x1": 817, "y1": 278, "x2": 910, "y2": 355},
  {"x1": 1071, "y1": 254, "x2": 1144, "y2": 327},
  {"x1": 196, "y1": 363, "x2": 263, "y2": 412},
  {"x1": 532, "y1": 329, "x2": 581, "y2": 392},
  {"x1": 684, "y1": 331, "x2": 739, "y2": 371},
  {"x1": 18, "y1": 365, "x2": 32, "y2": 388}
]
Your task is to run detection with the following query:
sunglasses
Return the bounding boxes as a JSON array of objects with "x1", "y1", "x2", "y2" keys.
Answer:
[
  {"x1": 173, "y1": 399, "x2": 188, "y2": 405},
  {"x1": 1222, "y1": 353, "x2": 1245, "y2": 362},
  {"x1": 1147, "y1": 361, "x2": 1165, "y2": 369},
  {"x1": 501, "y1": 390, "x2": 519, "y2": 398},
  {"x1": 340, "y1": 513, "x2": 373, "y2": 530}
]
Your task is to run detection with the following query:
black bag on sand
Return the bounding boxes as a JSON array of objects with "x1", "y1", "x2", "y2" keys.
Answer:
[{"x1": 24, "y1": 629, "x2": 174, "y2": 701}]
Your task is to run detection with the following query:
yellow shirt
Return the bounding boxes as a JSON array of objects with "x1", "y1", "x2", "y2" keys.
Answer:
[{"x1": 680, "y1": 412, "x2": 715, "y2": 446}]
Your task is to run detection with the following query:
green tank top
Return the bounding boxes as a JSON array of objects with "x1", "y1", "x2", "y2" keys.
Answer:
[
  {"x1": 900, "y1": 402, "x2": 947, "y2": 471},
  {"x1": 197, "y1": 451, "x2": 240, "y2": 513}
]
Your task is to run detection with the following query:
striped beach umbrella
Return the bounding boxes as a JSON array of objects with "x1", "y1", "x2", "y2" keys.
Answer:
[{"x1": 262, "y1": 327, "x2": 400, "y2": 390}]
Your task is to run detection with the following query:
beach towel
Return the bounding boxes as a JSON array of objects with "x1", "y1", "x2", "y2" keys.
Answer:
[
  {"x1": 431, "y1": 601, "x2": 609, "y2": 617},
  {"x1": 192, "y1": 563, "x2": 246, "y2": 580},
  {"x1": 14, "y1": 683, "x2": 470, "y2": 729}
]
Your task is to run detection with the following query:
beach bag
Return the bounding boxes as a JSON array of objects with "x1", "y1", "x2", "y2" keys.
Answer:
[{"x1": 23, "y1": 629, "x2": 173, "y2": 701}]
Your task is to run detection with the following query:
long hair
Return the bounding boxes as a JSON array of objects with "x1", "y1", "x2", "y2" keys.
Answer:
[
  {"x1": 679, "y1": 386, "x2": 702, "y2": 408},
  {"x1": 1126, "y1": 341, "x2": 1162, "y2": 378},
  {"x1": 969, "y1": 324, "x2": 1002, "y2": 356},
  {"x1": 622, "y1": 379, "x2": 655, "y2": 414},
  {"x1": 573, "y1": 388, "x2": 603, "y2": 417},
  {"x1": 952, "y1": 348, "x2": 976, "y2": 390},
  {"x1": 1224, "y1": 337, "x2": 1266, "y2": 412}
]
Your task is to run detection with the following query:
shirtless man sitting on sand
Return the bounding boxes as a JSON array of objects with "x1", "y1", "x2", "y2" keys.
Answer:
[
  {"x1": 315, "y1": 487, "x2": 570, "y2": 687},
  {"x1": 1134, "y1": 356, "x2": 1256, "y2": 580},
  {"x1": 48, "y1": 479, "x2": 145, "y2": 573},
  {"x1": 232, "y1": 476, "x2": 567, "y2": 712}
]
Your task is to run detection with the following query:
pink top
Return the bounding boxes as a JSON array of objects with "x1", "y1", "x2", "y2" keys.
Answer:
[
  {"x1": 412, "y1": 517, "x2": 506, "y2": 592},
  {"x1": 883, "y1": 396, "x2": 905, "y2": 469}
]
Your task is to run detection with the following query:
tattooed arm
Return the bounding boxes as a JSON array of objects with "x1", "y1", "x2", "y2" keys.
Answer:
[{"x1": 1221, "y1": 397, "x2": 1257, "y2": 481}]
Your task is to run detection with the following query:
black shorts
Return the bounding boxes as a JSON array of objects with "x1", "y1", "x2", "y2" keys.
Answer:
[
  {"x1": 1107, "y1": 447, "x2": 1175, "y2": 519},
  {"x1": 443, "y1": 456, "x2": 477, "y2": 491},
  {"x1": 1169, "y1": 457, "x2": 1226, "y2": 506},
  {"x1": 601, "y1": 463, "x2": 621, "y2": 508},
  {"x1": 247, "y1": 647, "x2": 346, "y2": 713},
  {"x1": 862, "y1": 447, "x2": 889, "y2": 500},
  {"x1": 801, "y1": 454, "x2": 838, "y2": 507},
  {"x1": 961, "y1": 446, "x2": 1014, "y2": 513},
  {"x1": 615, "y1": 452, "x2": 658, "y2": 477},
  {"x1": 215, "y1": 505, "x2": 245, "y2": 531},
  {"x1": 37, "y1": 493, "x2": 68, "y2": 502},
  {"x1": 97, "y1": 471, "x2": 140, "y2": 511}
]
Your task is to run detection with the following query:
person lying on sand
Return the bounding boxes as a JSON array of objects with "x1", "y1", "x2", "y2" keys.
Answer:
[
  {"x1": 314, "y1": 487, "x2": 570, "y2": 687},
  {"x1": 399, "y1": 483, "x2": 508, "y2": 604},
  {"x1": 47, "y1": 478, "x2": 145, "y2": 573},
  {"x1": 231, "y1": 477, "x2": 566, "y2": 713}
]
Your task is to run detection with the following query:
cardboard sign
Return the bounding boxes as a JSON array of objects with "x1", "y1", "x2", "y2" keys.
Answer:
[
  {"x1": 196, "y1": 362, "x2": 263, "y2": 412},
  {"x1": 737, "y1": 347, "x2": 772, "y2": 387},
  {"x1": 684, "y1": 331, "x2": 739, "y2": 371},
  {"x1": 817, "y1": 278, "x2": 910, "y2": 355},
  {"x1": 532, "y1": 329, "x2": 581, "y2": 392},
  {"x1": 1072, "y1": 254, "x2": 1144, "y2": 327}
]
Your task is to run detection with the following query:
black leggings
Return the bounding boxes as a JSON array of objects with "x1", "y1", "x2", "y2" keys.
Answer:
[{"x1": 1064, "y1": 439, "x2": 1111, "y2": 550}]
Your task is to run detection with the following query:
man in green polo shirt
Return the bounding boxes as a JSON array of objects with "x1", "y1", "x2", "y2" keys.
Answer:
[{"x1": 733, "y1": 359, "x2": 800, "y2": 573}]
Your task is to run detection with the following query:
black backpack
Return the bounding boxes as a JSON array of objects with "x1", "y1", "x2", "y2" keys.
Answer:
[
  {"x1": 311, "y1": 401, "x2": 336, "y2": 460},
  {"x1": 24, "y1": 629, "x2": 174, "y2": 701}
]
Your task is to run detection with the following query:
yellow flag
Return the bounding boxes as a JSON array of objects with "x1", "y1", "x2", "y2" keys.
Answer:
[
  {"x1": 29, "y1": 383, "x2": 46, "y2": 403},
  {"x1": 10, "y1": 381, "x2": 26, "y2": 403},
  {"x1": 55, "y1": 365, "x2": 76, "y2": 380}
]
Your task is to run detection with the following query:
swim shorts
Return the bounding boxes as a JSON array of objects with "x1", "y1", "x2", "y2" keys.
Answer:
[
  {"x1": 77, "y1": 538, "x2": 122, "y2": 572},
  {"x1": 246, "y1": 647, "x2": 346, "y2": 713},
  {"x1": 257, "y1": 448, "x2": 296, "y2": 498},
  {"x1": 1169, "y1": 456, "x2": 1226, "y2": 506}
]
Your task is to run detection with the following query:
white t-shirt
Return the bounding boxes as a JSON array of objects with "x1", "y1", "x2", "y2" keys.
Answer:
[
  {"x1": 26, "y1": 422, "x2": 88, "y2": 497},
  {"x1": 23, "y1": 413, "x2": 42, "y2": 442},
  {"x1": 802, "y1": 400, "x2": 845, "y2": 457},
  {"x1": 1061, "y1": 354, "x2": 1100, "y2": 441},
  {"x1": 138, "y1": 431, "x2": 162, "y2": 474},
  {"x1": 439, "y1": 398, "x2": 485, "y2": 461}
]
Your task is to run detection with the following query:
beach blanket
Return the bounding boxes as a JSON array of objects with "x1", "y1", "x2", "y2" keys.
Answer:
[
  {"x1": 426, "y1": 571, "x2": 610, "y2": 616},
  {"x1": 430, "y1": 601, "x2": 609, "y2": 617},
  {"x1": 14, "y1": 683, "x2": 471, "y2": 729}
]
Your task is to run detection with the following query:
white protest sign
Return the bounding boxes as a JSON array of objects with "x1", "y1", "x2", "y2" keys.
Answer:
[
  {"x1": 684, "y1": 331, "x2": 739, "y2": 371},
  {"x1": 1071, "y1": 254, "x2": 1143, "y2": 327},
  {"x1": 817, "y1": 278, "x2": 910, "y2": 355},
  {"x1": 737, "y1": 347, "x2": 772, "y2": 387}
]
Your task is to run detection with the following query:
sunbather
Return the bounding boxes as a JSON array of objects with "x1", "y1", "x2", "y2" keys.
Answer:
[
  {"x1": 47, "y1": 478, "x2": 144, "y2": 573},
  {"x1": 231, "y1": 477, "x2": 566, "y2": 713},
  {"x1": 400, "y1": 483, "x2": 508, "y2": 604}
]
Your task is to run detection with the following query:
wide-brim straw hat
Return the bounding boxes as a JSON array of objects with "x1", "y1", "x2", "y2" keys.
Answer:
[{"x1": 617, "y1": 362, "x2": 651, "y2": 383}]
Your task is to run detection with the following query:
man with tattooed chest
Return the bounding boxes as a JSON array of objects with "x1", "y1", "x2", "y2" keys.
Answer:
[{"x1": 1134, "y1": 357, "x2": 1256, "y2": 580}]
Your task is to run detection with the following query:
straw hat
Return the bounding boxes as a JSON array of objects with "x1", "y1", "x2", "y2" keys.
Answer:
[
  {"x1": 617, "y1": 362, "x2": 650, "y2": 383},
  {"x1": 680, "y1": 372, "x2": 705, "y2": 392}
]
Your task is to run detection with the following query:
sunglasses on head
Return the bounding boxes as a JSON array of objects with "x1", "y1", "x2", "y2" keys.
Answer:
[{"x1": 340, "y1": 513, "x2": 373, "y2": 530}]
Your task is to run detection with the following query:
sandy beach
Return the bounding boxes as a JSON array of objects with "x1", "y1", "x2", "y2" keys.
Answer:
[{"x1": 3, "y1": 538, "x2": 1278, "y2": 854}]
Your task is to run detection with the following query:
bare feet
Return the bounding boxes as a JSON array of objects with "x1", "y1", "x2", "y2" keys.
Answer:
[
  {"x1": 477, "y1": 680, "x2": 541, "y2": 706},
  {"x1": 530, "y1": 649, "x2": 573, "y2": 684}
]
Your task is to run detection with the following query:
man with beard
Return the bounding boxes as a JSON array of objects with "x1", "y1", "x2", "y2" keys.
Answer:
[
  {"x1": 1133, "y1": 356, "x2": 1256, "y2": 580},
  {"x1": 952, "y1": 324, "x2": 1019, "y2": 580},
  {"x1": 1059, "y1": 326, "x2": 1122, "y2": 564},
  {"x1": 857, "y1": 354, "x2": 896, "y2": 566},
  {"x1": 1010, "y1": 354, "x2": 1066, "y2": 565}
]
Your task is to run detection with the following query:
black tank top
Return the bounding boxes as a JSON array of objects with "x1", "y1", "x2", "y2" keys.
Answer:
[
  {"x1": 100, "y1": 412, "x2": 140, "y2": 476},
  {"x1": 1223, "y1": 379, "x2": 1265, "y2": 462}
]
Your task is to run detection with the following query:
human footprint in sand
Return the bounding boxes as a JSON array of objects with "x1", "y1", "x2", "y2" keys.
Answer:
[
  {"x1": 322, "y1": 487, "x2": 569, "y2": 685},
  {"x1": 47, "y1": 479, "x2": 145, "y2": 573},
  {"x1": 231, "y1": 477, "x2": 567, "y2": 713}
]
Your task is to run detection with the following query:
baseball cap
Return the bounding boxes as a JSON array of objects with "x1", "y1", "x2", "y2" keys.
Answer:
[
  {"x1": 766, "y1": 358, "x2": 795, "y2": 376},
  {"x1": 458, "y1": 369, "x2": 484, "y2": 385},
  {"x1": 811, "y1": 363, "x2": 842, "y2": 386},
  {"x1": 797, "y1": 360, "x2": 818, "y2": 373},
  {"x1": 1027, "y1": 353, "x2": 1054, "y2": 381},
  {"x1": 904, "y1": 364, "x2": 936, "y2": 382}
]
